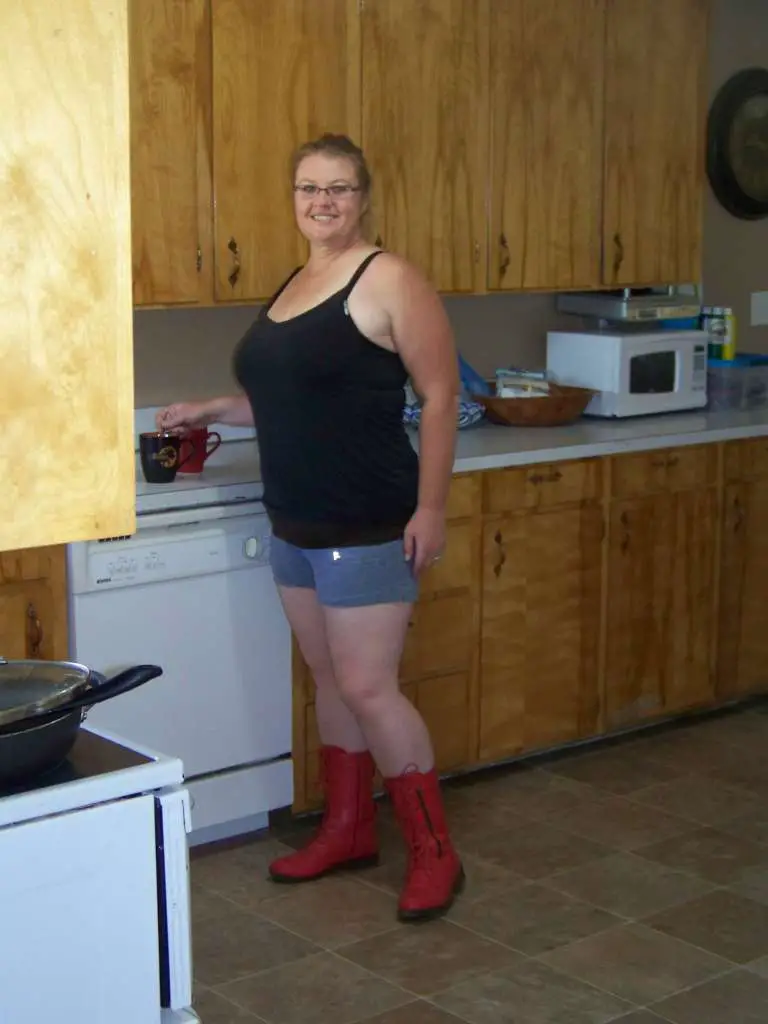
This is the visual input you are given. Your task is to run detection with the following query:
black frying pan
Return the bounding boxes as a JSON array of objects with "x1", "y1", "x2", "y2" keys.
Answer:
[{"x1": 0, "y1": 665, "x2": 162, "y2": 785}]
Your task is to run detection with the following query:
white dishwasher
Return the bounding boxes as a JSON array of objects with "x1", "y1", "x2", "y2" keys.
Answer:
[{"x1": 67, "y1": 500, "x2": 293, "y2": 844}]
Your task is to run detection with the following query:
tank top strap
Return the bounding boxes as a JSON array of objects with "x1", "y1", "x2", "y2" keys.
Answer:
[
  {"x1": 263, "y1": 266, "x2": 302, "y2": 314},
  {"x1": 341, "y1": 250, "x2": 385, "y2": 298}
]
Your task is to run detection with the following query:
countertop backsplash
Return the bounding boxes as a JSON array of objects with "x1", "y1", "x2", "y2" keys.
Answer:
[{"x1": 132, "y1": 293, "x2": 574, "y2": 408}]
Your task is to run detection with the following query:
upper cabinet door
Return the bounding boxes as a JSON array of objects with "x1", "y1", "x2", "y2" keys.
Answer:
[
  {"x1": 489, "y1": 0, "x2": 604, "y2": 292},
  {"x1": 2, "y1": 0, "x2": 135, "y2": 551},
  {"x1": 361, "y1": 0, "x2": 489, "y2": 292},
  {"x1": 603, "y1": 0, "x2": 708, "y2": 287},
  {"x1": 212, "y1": 0, "x2": 361, "y2": 303},
  {"x1": 129, "y1": 0, "x2": 212, "y2": 306}
]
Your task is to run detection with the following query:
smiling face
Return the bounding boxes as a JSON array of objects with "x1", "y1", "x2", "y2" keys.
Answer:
[{"x1": 293, "y1": 152, "x2": 368, "y2": 248}]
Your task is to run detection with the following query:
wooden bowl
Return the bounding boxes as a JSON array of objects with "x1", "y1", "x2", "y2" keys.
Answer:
[{"x1": 472, "y1": 383, "x2": 595, "y2": 427}]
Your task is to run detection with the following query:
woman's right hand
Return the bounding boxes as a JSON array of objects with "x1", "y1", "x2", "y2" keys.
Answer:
[{"x1": 155, "y1": 401, "x2": 212, "y2": 433}]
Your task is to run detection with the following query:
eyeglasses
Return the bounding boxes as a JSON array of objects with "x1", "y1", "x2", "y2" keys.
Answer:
[{"x1": 293, "y1": 184, "x2": 361, "y2": 198}]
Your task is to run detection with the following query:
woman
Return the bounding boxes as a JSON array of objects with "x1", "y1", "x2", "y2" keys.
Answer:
[{"x1": 156, "y1": 133, "x2": 462, "y2": 921}]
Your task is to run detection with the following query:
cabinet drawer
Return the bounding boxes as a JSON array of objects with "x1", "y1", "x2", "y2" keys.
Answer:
[
  {"x1": 484, "y1": 458, "x2": 602, "y2": 514},
  {"x1": 611, "y1": 445, "x2": 717, "y2": 499},
  {"x1": 420, "y1": 520, "x2": 476, "y2": 597},
  {"x1": 401, "y1": 592, "x2": 473, "y2": 682},
  {"x1": 446, "y1": 473, "x2": 480, "y2": 520},
  {"x1": 724, "y1": 438, "x2": 768, "y2": 482}
]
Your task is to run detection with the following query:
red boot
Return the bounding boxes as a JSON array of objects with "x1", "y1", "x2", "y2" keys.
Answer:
[
  {"x1": 385, "y1": 767, "x2": 465, "y2": 921},
  {"x1": 269, "y1": 746, "x2": 379, "y2": 883}
]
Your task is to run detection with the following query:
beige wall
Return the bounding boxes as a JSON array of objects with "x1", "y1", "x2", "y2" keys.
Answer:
[
  {"x1": 703, "y1": 0, "x2": 768, "y2": 355},
  {"x1": 133, "y1": 294, "x2": 573, "y2": 407},
  {"x1": 133, "y1": 0, "x2": 768, "y2": 408}
]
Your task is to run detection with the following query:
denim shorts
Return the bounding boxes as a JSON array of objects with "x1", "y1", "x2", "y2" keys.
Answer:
[{"x1": 269, "y1": 535, "x2": 419, "y2": 608}]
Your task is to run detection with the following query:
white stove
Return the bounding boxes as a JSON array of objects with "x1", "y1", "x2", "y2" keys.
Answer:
[{"x1": 0, "y1": 726, "x2": 197, "y2": 1023}]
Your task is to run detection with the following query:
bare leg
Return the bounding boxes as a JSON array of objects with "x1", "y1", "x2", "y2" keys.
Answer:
[
  {"x1": 323, "y1": 602, "x2": 435, "y2": 777},
  {"x1": 277, "y1": 585, "x2": 367, "y2": 751}
]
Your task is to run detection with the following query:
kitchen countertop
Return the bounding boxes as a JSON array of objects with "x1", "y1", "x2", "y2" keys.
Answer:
[{"x1": 135, "y1": 408, "x2": 768, "y2": 513}]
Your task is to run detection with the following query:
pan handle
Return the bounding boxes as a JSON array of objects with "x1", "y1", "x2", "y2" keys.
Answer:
[{"x1": 31, "y1": 665, "x2": 163, "y2": 723}]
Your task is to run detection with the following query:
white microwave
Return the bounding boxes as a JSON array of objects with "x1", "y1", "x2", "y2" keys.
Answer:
[{"x1": 546, "y1": 328, "x2": 708, "y2": 418}]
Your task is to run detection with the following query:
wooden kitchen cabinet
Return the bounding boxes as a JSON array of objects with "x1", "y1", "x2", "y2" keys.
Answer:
[
  {"x1": 604, "y1": 448, "x2": 719, "y2": 728},
  {"x1": 488, "y1": 0, "x2": 604, "y2": 291},
  {"x1": 717, "y1": 439, "x2": 768, "y2": 699},
  {"x1": 2, "y1": 0, "x2": 135, "y2": 551},
  {"x1": 212, "y1": 0, "x2": 360, "y2": 302},
  {"x1": 479, "y1": 463, "x2": 603, "y2": 761},
  {"x1": 0, "y1": 547, "x2": 68, "y2": 661},
  {"x1": 129, "y1": 0, "x2": 212, "y2": 306},
  {"x1": 602, "y1": 0, "x2": 708, "y2": 286},
  {"x1": 360, "y1": 0, "x2": 489, "y2": 292}
]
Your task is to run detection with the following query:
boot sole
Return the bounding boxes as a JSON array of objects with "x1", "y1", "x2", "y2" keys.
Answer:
[
  {"x1": 269, "y1": 852, "x2": 380, "y2": 885},
  {"x1": 397, "y1": 863, "x2": 467, "y2": 923}
]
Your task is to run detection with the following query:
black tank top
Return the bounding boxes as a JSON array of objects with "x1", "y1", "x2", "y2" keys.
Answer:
[{"x1": 232, "y1": 252, "x2": 419, "y2": 548}]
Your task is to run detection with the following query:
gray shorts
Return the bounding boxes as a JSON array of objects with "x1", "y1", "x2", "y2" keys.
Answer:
[{"x1": 270, "y1": 535, "x2": 419, "y2": 608}]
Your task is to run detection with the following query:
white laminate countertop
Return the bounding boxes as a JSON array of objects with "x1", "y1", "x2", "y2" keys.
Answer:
[{"x1": 134, "y1": 408, "x2": 768, "y2": 514}]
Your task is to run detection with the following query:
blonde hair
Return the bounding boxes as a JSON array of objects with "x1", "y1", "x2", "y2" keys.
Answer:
[{"x1": 291, "y1": 133, "x2": 372, "y2": 199}]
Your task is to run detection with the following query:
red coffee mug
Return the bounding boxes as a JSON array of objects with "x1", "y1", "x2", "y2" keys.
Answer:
[{"x1": 178, "y1": 428, "x2": 222, "y2": 474}]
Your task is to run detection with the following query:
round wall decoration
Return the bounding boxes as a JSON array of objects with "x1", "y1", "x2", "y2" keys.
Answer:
[{"x1": 707, "y1": 67, "x2": 768, "y2": 220}]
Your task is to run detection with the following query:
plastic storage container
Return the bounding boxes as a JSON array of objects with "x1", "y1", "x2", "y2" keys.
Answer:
[{"x1": 707, "y1": 354, "x2": 768, "y2": 411}]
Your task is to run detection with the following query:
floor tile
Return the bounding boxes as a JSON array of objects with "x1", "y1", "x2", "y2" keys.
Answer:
[
  {"x1": 450, "y1": 880, "x2": 621, "y2": 956},
  {"x1": 460, "y1": 819, "x2": 610, "y2": 879},
  {"x1": 723, "y1": 810, "x2": 768, "y2": 848},
  {"x1": 191, "y1": 837, "x2": 301, "y2": 911},
  {"x1": 257, "y1": 875, "x2": 400, "y2": 949},
  {"x1": 191, "y1": 889, "x2": 318, "y2": 987},
  {"x1": 638, "y1": 827, "x2": 768, "y2": 885},
  {"x1": 611, "y1": 1014, "x2": 669, "y2": 1024},
  {"x1": 545, "y1": 748, "x2": 686, "y2": 796},
  {"x1": 731, "y1": 863, "x2": 768, "y2": 905},
  {"x1": 628, "y1": 775, "x2": 763, "y2": 827},
  {"x1": 543, "y1": 793, "x2": 690, "y2": 851},
  {"x1": 359, "y1": 1003, "x2": 467, "y2": 1023},
  {"x1": 651, "y1": 968, "x2": 768, "y2": 1023},
  {"x1": 432, "y1": 959, "x2": 633, "y2": 1024},
  {"x1": 193, "y1": 986, "x2": 265, "y2": 1022},
  {"x1": 547, "y1": 852, "x2": 715, "y2": 919},
  {"x1": 747, "y1": 954, "x2": 768, "y2": 978},
  {"x1": 645, "y1": 889, "x2": 768, "y2": 964},
  {"x1": 217, "y1": 952, "x2": 411, "y2": 1024},
  {"x1": 338, "y1": 919, "x2": 522, "y2": 997},
  {"x1": 539, "y1": 922, "x2": 731, "y2": 1005}
]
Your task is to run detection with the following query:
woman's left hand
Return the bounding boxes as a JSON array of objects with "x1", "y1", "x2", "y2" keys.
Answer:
[{"x1": 404, "y1": 506, "x2": 446, "y2": 576}]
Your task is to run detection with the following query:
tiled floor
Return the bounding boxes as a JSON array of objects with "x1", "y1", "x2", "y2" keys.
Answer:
[{"x1": 191, "y1": 702, "x2": 768, "y2": 1023}]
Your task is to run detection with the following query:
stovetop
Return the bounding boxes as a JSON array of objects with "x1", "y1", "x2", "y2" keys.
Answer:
[
  {"x1": 0, "y1": 726, "x2": 184, "y2": 829},
  {"x1": 0, "y1": 730, "x2": 153, "y2": 801}
]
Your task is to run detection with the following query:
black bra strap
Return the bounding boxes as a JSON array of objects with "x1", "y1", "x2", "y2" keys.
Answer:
[{"x1": 342, "y1": 250, "x2": 385, "y2": 297}]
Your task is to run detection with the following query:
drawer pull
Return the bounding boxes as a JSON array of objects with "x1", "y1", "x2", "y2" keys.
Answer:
[
  {"x1": 26, "y1": 603, "x2": 43, "y2": 656},
  {"x1": 620, "y1": 511, "x2": 630, "y2": 553},
  {"x1": 493, "y1": 530, "x2": 506, "y2": 578},
  {"x1": 666, "y1": 455, "x2": 679, "y2": 468},
  {"x1": 227, "y1": 236, "x2": 241, "y2": 288},
  {"x1": 528, "y1": 469, "x2": 562, "y2": 485},
  {"x1": 733, "y1": 496, "x2": 745, "y2": 533}
]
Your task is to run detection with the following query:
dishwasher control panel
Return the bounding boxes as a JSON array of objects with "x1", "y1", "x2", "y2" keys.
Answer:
[{"x1": 73, "y1": 514, "x2": 273, "y2": 592}]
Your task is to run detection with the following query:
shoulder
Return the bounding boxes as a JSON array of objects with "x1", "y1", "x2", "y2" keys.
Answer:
[{"x1": 365, "y1": 251, "x2": 439, "y2": 309}]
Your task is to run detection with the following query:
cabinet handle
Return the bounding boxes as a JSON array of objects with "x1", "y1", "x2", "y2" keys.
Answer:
[
  {"x1": 733, "y1": 495, "x2": 745, "y2": 533},
  {"x1": 474, "y1": 241, "x2": 480, "y2": 264},
  {"x1": 196, "y1": 245, "x2": 202, "y2": 272},
  {"x1": 666, "y1": 455, "x2": 679, "y2": 468},
  {"x1": 493, "y1": 529, "x2": 506, "y2": 578},
  {"x1": 528, "y1": 469, "x2": 562, "y2": 485},
  {"x1": 499, "y1": 233, "x2": 510, "y2": 280},
  {"x1": 620, "y1": 511, "x2": 630, "y2": 553},
  {"x1": 612, "y1": 232, "x2": 624, "y2": 278},
  {"x1": 227, "y1": 237, "x2": 241, "y2": 288},
  {"x1": 26, "y1": 603, "x2": 43, "y2": 656}
]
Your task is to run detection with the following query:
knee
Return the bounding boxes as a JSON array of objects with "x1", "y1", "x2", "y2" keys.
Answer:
[{"x1": 335, "y1": 674, "x2": 393, "y2": 718}]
